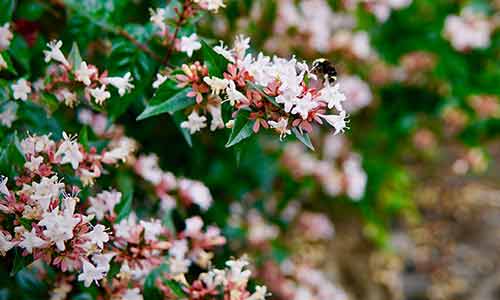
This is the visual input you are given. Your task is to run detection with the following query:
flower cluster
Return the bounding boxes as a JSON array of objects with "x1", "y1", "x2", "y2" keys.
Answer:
[
  {"x1": 162, "y1": 35, "x2": 349, "y2": 141},
  {"x1": 282, "y1": 135, "x2": 367, "y2": 200},
  {"x1": 10, "y1": 40, "x2": 134, "y2": 106},
  {"x1": 443, "y1": 8, "x2": 493, "y2": 52}
]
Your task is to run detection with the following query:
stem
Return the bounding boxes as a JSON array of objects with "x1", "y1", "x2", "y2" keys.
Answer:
[{"x1": 162, "y1": 1, "x2": 192, "y2": 65}]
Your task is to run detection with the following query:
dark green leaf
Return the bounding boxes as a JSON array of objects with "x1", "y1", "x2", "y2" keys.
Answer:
[
  {"x1": 137, "y1": 88, "x2": 194, "y2": 121},
  {"x1": 114, "y1": 174, "x2": 134, "y2": 222},
  {"x1": 79, "y1": 126, "x2": 89, "y2": 150},
  {"x1": 144, "y1": 264, "x2": 169, "y2": 300},
  {"x1": 292, "y1": 128, "x2": 315, "y2": 151},
  {"x1": 200, "y1": 40, "x2": 230, "y2": 77},
  {"x1": 10, "y1": 249, "x2": 32, "y2": 276},
  {"x1": 171, "y1": 110, "x2": 192, "y2": 147},
  {"x1": 68, "y1": 42, "x2": 83, "y2": 72},
  {"x1": 225, "y1": 109, "x2": 255, "y2": 148},
  {"x1": 162, "y1": 279, "x2": 187, "y2": 298},
  {"x1": 0, "y1": 0, "x2": 15, "y2": 23},
  {"x1": 0, "y1": 52, "x2": 17, "y2": 75}
]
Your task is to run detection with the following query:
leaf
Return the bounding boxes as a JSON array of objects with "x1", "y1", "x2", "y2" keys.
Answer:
[
  {"x1": 10, "y1": 249, "x2": 32, "y2": 276},
  {"x1": 171, "y1": 110, "x2": 192, "y2": 147},
  {"x1": 0, "y1": 0, "x2": 15, "y2": 23},
  {"x1": 162, "y1": 208, "x2": 176, "y2": 234},
  {"x1": 137, "y1": 88, "x2": 194, "y2": 121},
  {"x1": 68, "y1": 42, "x2": 83, "y2": 72},
  {"x1": 0, "y1": 133, "x2": 26, "y2": 178},
  {"x1": 200, "y1": 40, "x2": 230, "y2": 77},
  {"x1": 0, "y1": 52, "x2": 17, "y2": 75},
  {"x1": 144, "y1": 264, "x2": 169, "y2": 300},
  {"x1": 292, "y1": 128, "x2": 315, "y2": 151},
  {"x1": 162, "y1": 279, "x2": 187, "y2": 298},
  {"x1": 114, "y1": 174, "x2": 134, "y2": 223},
  {"x1": 225, "y1": 109, "x2": 255, "y2": 148},
  {"x1": 79, "y1": 126, "x2": 89, "y2": 150},
  {"x1": 15, "y1": 268, "x2": 48, "y2": 297}
]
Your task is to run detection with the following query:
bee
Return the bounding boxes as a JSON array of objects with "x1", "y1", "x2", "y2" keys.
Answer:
[{"x1": 311, "y1": 58, "x2": 337, "y2": 84}]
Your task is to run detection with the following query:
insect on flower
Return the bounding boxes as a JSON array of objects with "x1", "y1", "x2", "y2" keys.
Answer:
[{"x1": 311, "y1": 58, "x2": 338, "y2": 84}]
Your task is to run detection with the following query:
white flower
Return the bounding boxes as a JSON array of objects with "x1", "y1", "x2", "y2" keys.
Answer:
[
  {"x1": 43, "y1": 40, "x2": 69, "y2": 66},
  {"x1": 12, "y1": 79, "x2": 31, "y2": 101},
  {"x1": 0, "y1": 101, "x2": 17, "y2": 128},
  {"x1": 208, "y1": 104, "x2": 224, "y2": 131},
  {"x1": 152, "y1": 73, "x2": 168, "y2": 88},
  {"x1": 150, "y1": 8, "x2": 166, "y2": 33},
  {"x1": 122, "y1": 288, "x2": 143, "y2": 300},
  {"x1": 268, "y1": 118, "x2": 290, "y2": 141},
  {"x1": 0, "y1": 231, "x2": 15, "y2": 255},
  {"x1": 343, "y1": 154, "x2": 367, "y2": 200},
  {"x1": 276, "y1": 94, "x2": 299, "y2": 113},
  {"x1": 78, "y1": 260, "x2": 107, "y2": 287},
  {"x1": 140, "y1": 219, "x2": 162, "y2": 242},
  {"x1": 184, "y1": 216, "x2": 203, "y2": 237},
  {"x1": 90, "y1": 85, "x2": 111, "y2": 105},
  {"x1": 91, "y1": 252, "x2": 115, "y2": 273},
  {"x1": 181, "y1": 111, "x2": 207, "y2": 134},
  {"x1": 113, "y1": 214, "x2": 137, "y2": 239},
  {"x1": 169, "y1": 256, "x2": 191, "y2": 275},
  {"x1": 24, "y1": 156, "x2": 43, "y2": 172},
  {"x1": 213, "y1": 41, "x2": 235, "y2": 62},
  {"x1": 0, "y1": 53, "x2": 7, "y2": 70},
  {"x1": 203, "y1": 76, "x2": 229, "y2": 95},
  {"x1": 226, "y1": 257, "x2": 251, "y2": 286},
  {"x1": 102, "y1": 137, "x2": 136, "y2": 164},
  {"x1": 75, "y1": 62, "x2": 96, "y2": 86},
  {"x1": 225, "y1": 80, "x2": 246, "y2": 106},
  {"x1": 179, "y1": 33, "x2": 201, "y2": 57},
  {"x1": 195, "y1": 0, "x2": 226, "y2": 12},
  {"x1": 248, "y1": 286, "x2": 268, "y2": 300},
  {"x1": 169, "y1": 239, "x2": 188, "y2": 259},
  {"x1": 444, "y1": 11, "x2": 491, "y2": 51},
  {"x1": 19, "y1": 228, "x2": 46, "y2": 253},
  {"x1": 87, "y1": 190, "x2": 121, "y2": 220},
  {"x1": 55, "y1": 88, "x2": 77, "y2": 107},
  {"x1": 39, "y1": 207, "x2": 80, "y2": 251},
  {"x1": 28, "y1": 175, "x2": 64, "y2": 211},
  {"x1": 178, "y1": 179, "x2": 213, "y2": 210},
  {"x1": 318, "y1": 111, "x2": 348, "y2": 135},
  {"x1": 0, "y1": 23, "x2": 14, "y2": 50},
  {"x1": 55, "y1": 132, "x2": 83, "y2": 170},
  {"x1": 317, "y1": 82, "x2": 346, "y2": 111},
  {"x1": 103, "y1": 72, "x2": 134, "y2": 96},
  {"x1": 338, "y1": 76, "x2": 371, "y2": 113},
  {"x1": 291, "y1": 93, "x2": 318, "y2": 119},
  {"x1": 234, "y1": 35, "x2": 250, "y2": 61},
  {"x1": 84, "y1": 224, "x2": 109, "y2": 248},
  {"x1": 0, "y1": 176, "x2": 8, "y2": 196}
]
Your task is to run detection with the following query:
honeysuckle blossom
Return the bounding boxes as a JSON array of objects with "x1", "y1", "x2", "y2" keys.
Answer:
[
  {"x1": 194, "y1": 0, "x2": 226, "y2": 12},
  {"x1": 0, "y1": 102, "x2": 17, "y2": 128},
  {"x1": 140, "y1": 219, "x2": 162, "y2": 242},
  {"x1": 18, "y1": 228, "x2": 47, "y2": 253},
  {"x1": 179, "y1": 33, "x2": 202, "y2": 57},
  {"x1": 84, "y1": 225, "x2": 109, "y2": 248},
  {"x1": 12, "y1": 79, "x2": 31, "y2": 101},
  {"x1": 55, "y1": 132, "x2": 84, "y2": 170},
  {"x1": 90, "y1": 85, "x2": 111, "y2": 105},
  {"x1": 24, "y1": 156, "x2": 43, "y2": 172},
  {"x1": 103, "y1": 72, "x2": 134, "y2": 96},
  {"x1": 204, "y1": 76, "x2": 229, "y2": 95},
  {"x1": 291, "y1": 93, "x2": 319, "y2": 119},
  {"x1": 208, "y1": 104, "x2": 224, "y2": 131},
  {"x1": 178, "y1": 179, "x2": 213, "y2": 210},
  {"x1": 55, "y1": 88, "x2": 77, "y2": 107},
  {"x1": 319, "y1": 111, "x2": 348, "y2": 135},
  {"x1": 26, "y1": 175, "x2": 64, "y2": 211},
  {"x1": 225, "y1": 80, "x2": 247, "y2": 105},
  {"x1": 318, "y1": 82, "x2": 346, "y2": 111},
  {"x1": 152, "y1": 73, "x2": 168, "y2": 88},
  {"x1": 43, "y1": 40, "x2": 69, "y2": 66},
  {"x1": 121, "y1": 288, "x2": 143, "y2": 300},
  {"x1": 78, "y1": 259, "x2": 107, "y2": 287},
  {"x1": 338, "y1": 76, "x2": 372, "y2": 113},
  {"x1": 87, "y1": 190, "x2": 121, "y2": 220},
  {"x1": 268, "y1": 118, "x2": 291, "y2": 140},
  {"x1": 150, "y1": 8, "x2": 167, "y2": 33},
  {"x1": 75, "y1": 61, "x2": 96, "y2": 86},
  {"x1": 443, "y1": 9, "x2": 492, "y2": 51},
  {"x1": 39, "y1": 206, "x2": 80, "y2": 251},
  {"x1": 0, "y1": 231, "x2": 15, "y2": 255},
  {"x1": 181, "y1": 111, "x2": 207, "y2": 134},
  {"x1": 0, "y1": 23, "x2": 13, "y2": 50}
]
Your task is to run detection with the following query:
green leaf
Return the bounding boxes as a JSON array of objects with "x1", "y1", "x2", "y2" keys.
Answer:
[
  {"x1": 10, "y1": 249, "x2": 32, "y2": 276},
  {"x1": 225, "y1": 109, "x2": 255, "y2": 148},
  {"x1": 39, "y1": 93, "x2": 60, "y2": 113},
  {"x1": 144, "y1": 264, "x2": 169, "y2": 300},
  {"x1": 0, "y1": 133, "x2": 26, "y2": 178},
  {"x1": 162, "y1": 208, "x2": 176, "y2": 234},
  {"x1": 68, "y1": 42, "x2": 83, "y2": 72},
  {"x1": 137, "y1": 88, "x2": 194, "y2": 121},
  {"x1": 0, "y1": 52, "x2": 17, "y2": 75},
  {"x1": 200, "y1": 40, "x2": 230, "y2": 77},
  {"x1": 15, "y1": 268, "x2": 48, "y2": 296},
  {"x1": 79, "y1": 126, "x2": 89, "y2": 150},
  {"x1": 114, "y1": 174, "x2": 134, "y2": 222},
  {"x1": 162, "y1": 279, "x2": 187, "y2": 298},
  {"x1": 0, "y1": 0, "x2": 15, "y2": 23},
  {"x1": 292, "y1": 128, "x2": 315, "y2": 151}
]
